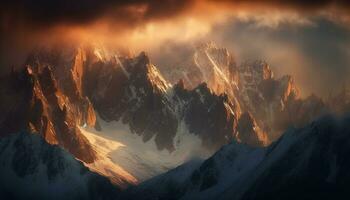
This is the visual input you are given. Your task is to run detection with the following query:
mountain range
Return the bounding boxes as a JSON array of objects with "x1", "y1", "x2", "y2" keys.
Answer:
[{"x1": 0, "y1": 42, "x2": 349, "y2": 199}]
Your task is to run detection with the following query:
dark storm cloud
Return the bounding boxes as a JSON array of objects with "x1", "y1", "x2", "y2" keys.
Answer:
[
  {"x1": 0, "y1": 0, "x2": 195, "y2": 72},
  {"x1": 1, "y1": 0, "x2": 350, "y2": 30},
  {"x1": 0, "y1": 0, "x2": 195, "y2": 29}
]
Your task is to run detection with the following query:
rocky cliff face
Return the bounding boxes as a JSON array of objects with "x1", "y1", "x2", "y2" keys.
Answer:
[
  {"x1": 236, "y1": 112, "x2": 268, "y2": 147},
  {"x1": 83, "y1": 51, "x2": 179, "y2": 152},
  {"x1": 237, "y1": 61, "x2": 302, "y2": 140},
  {"x1": 26, "y1": 47, "x2": 99, "y2": 129},
  {"x1": 173, "y1": 82, "x2": 238, "y2": 151},
  {"x1": 0, "y1": 48, "x2": 98, "y2": 163}
]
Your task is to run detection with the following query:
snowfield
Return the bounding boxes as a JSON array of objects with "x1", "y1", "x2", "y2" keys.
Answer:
[{"x1": 80, "y1": 118, "x2": 210, "y2": 184}]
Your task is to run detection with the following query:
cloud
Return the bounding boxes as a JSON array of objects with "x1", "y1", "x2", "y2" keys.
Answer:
[
  {"x1": 1, "y1": 0, "x2": 350, "y2": 32},
  {"x1": 1, "y1": 0, "x2": 195, "y2": 30}
]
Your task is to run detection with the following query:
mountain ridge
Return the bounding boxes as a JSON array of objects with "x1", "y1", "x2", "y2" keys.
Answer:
[
  {"x1": 122, "y1": 114, "x2": 350, "y2": 200},
  {"x1": 0, "y1": 131, "x2": 120, "y2": 200}
]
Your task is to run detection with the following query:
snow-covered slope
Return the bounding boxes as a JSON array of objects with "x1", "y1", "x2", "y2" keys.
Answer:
[
  {"x1": 123, "y1": 114, "x2": 350, "y2": 200},
  {"x1": 0, "y1": 131, "x2": 119, "y2": 200},
  {"x1": 80, "y1": 118, "x2": 209, "y2": 183}
]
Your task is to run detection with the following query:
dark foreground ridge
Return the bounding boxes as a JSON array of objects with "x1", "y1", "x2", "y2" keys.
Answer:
[
  {"x1": 0, "y1": 131, "x2": 120, "y2": 200},
  {"x1": 122, "y1": 114, "x2": 350, "y2": 200}
]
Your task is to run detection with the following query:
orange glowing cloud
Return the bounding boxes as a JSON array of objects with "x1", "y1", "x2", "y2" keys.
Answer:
[{"x1": 1, "y1": 0, "x2": 350, "y2": 71}]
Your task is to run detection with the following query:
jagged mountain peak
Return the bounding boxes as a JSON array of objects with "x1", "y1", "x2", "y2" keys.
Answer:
[
  {"x1": 90, "y1": 43, "x2": 135, "y2": 62},
  {"x1": 238, "y1": 60, "x2": 273, "y2": 81},
  {"x1": 136, "y1": 51, "x2": 150, "y2": 65},
  {"x1": 194, "y1": 41, "x2": 231, "y2": 57},
  {"x1": 89, "y1": 47, "x2": 170, "y2": 94},
  {"x1": 195, "y1": 41, "x2": 218, "y2": 49},
  {"x1": 194, "y1": 82, "x2": 212, "y2": 96},
  {"x1": 236, "y1": 112, "x2": 268, "y2": 147}
]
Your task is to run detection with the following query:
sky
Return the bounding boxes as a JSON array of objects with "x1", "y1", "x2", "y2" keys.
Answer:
[{"x1": 1, "y1": 0, "x2": 350, "y2": 97}]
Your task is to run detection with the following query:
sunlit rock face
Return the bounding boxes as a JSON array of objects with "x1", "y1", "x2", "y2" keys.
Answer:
[
  {"x1": 0, "y1": 65, "x2": 96, "y2": 163},
  {"x1": 25, "y1": 47, "x2": 99, "y2": 129},
  {"x1": 237, "y1": 61, "x2": 301, "y2": 140},
  {"x1": 158, "y1": 42, "x2": 237, "y2": 92}
]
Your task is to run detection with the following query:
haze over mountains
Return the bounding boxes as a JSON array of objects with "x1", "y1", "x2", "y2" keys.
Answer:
[{"x1": 1, "y1": 42, "x2": 350, "y2": 199}]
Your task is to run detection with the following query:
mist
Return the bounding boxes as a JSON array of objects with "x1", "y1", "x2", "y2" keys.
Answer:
[{"x1": 146, "y1": 16, "x2": 350, "y2": 98}]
